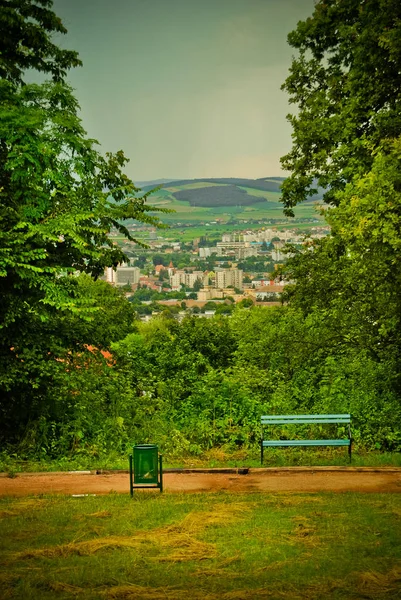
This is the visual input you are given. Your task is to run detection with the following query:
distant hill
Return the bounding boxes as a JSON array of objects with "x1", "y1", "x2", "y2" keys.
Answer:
[
  {"x1": 141, "y1": 177, "x2": 285, "y2": 195},
  {"x1": 134, "y1": 177, "x2": 325, "y2": 224}
]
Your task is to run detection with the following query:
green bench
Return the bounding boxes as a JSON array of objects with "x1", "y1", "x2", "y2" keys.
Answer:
[{"x1": 261, "y1": 414, "x2": 352, "y2": 464}]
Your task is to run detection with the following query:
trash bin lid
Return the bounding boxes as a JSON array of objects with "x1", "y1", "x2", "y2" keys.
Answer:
[{"x1": 133, "y1": 444, "x2": 158, "y2": 450}]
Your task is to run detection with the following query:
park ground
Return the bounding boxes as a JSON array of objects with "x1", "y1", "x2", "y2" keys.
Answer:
[
  {"x1": 1, "y1": 468, "x2": 401, "y2": 599},
  {"x1": 0, "y1": 467, "x2": 401, "y2": 496}
]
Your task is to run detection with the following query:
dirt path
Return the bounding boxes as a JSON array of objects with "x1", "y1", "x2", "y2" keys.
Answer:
[{"x1": 1, "y1": 468, "x2": 401, "y2": 496}]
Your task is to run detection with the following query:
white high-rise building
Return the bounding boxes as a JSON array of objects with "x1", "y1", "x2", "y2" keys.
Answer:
[
  {"x1": 215, "y1": 269, "x2": 243, "y2": 290},
  {"x1": 199, "y1": 247, "x2": 212, "y2": 258},
  {"x1": 169, "y1": 270, "x2": 208, "y2": 289}
]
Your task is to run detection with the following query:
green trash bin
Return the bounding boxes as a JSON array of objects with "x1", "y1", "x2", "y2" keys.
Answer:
[
  {"x1": 134, "y1": 444, "x2": 158, "y2": 484},
  {"x1": 129, "y1": 444, "x2": 163, "y2": 495}
]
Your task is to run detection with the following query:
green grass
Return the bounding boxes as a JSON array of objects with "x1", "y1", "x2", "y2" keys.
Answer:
[
  {"x1": 164, "y1": 182, "x2": 227, "y2": 192},
  {"x1": 1, "y1": 492, "x2": 401, "y2": 598},
  {"x1": 1, "y1": 449, "x2": 401, "y2": 474},
  {"x1": 135, "y1": 220, "x2": 324, "y2": 245},
  {"x1": 145, "y1": 187, "x2": 324, "y2": 224}
]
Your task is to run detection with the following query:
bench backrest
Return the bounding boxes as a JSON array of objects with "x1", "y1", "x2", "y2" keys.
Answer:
[{"x1": 261, "y1": 414, "x2": 351, "y2": 425}]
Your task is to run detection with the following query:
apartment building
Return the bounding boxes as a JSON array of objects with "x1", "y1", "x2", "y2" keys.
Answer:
[
  {"x1": 215, "y1": 268, "x2": 243, "y2": 290},
  {"x1": 237, "y1": 246, "x2": 258, "y2": 259},
  {"x1": 170, "y1": 270, "x2": 208, "y2": 289}
]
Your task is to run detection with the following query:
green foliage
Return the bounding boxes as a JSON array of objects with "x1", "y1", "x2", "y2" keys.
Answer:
[
  {"x1": 0, "y1": 0, "x2": 166, "y2": 451},
  {"x1": 281, "y1": 141, "x2": 401, "y2": 379},
  {"x1": 237, "y1": 255, "x2": 273, "y2": 273},
  {"x1": 3, "y1": 0, "x2": 401, "y2": 464},
  {"x1": 0, "y1": 79, "x2": 163, "y2": 315},
  {"x1": 152, "y1": 254, "x2": 166, "y2": 266},
  {"x1": 0, "y1": 275, "x2": 137, "y2": 450},
  {"x1": 129, "y1": 288, "x2": 187, "y2": 302},
  {"x1": 270, "y1": 1, "x2": 401, "y2": 456},
  {"x1": 281, "y1": 0, "x2": 401, "y2": 214},
  {"x1": 0, "y1": 0, "x2": 82, "y2": 84},
  {"x1": 3, "y1": 301, "x2": 401, "y2": 459},
  {"x1": 236, "y1": 298, "x2": 254, "y2": 308}
]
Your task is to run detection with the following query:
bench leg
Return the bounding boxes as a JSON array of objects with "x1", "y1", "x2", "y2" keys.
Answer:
[
  {"x1": 261, "y1": 441, "x2": 264, "y2": 465},
  {"x1": 129, "y1": 454, "x2": 133, "y2": 496},
  {"x1": 348, "y1": 441, "x2": 352, "y2": 463},
  {"x1": 159, "y1": 454, "x2": 163, "y2": 493}
]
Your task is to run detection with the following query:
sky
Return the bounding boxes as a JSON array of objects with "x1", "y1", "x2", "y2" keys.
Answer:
[{"x1": 54, "y1": 0, "x2": 315, "y2": 182}]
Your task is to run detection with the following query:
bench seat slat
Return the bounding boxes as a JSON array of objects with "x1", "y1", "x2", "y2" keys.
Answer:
[
  {"x1": 262, "y1": 414, "x2": 350, "y2": 419},
  {"x1": 261, "y1": 414, "x2": 350, "y2": 425},
  {"x1": 262, "y1": 439, "x2": 351, "y2": 447},
  {"x1": 261, "y1": 419, "x2": 350, "y2": 425}
]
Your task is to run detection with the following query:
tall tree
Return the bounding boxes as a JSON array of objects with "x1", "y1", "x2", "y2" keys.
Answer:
[
  {"x1": 278, "y1": 0, "x2": 401, "y2": 437},
  {"x1": 282, "y1": 141, "x2": 401, "y2": 353},
  {"x1": 280, "y1": 0, "x2": 401, "y2": 351},
  {"x1": 0, "y1": 0, "x2": 166, "y2": 446},
  {"x1": 281, "y1": 0, "x2": 401, "y2": 215}
]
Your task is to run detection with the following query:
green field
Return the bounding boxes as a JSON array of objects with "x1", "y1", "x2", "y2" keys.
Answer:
[
  {"x1": 119, "y1": 179, "x2": 327, "y2": 246},
  {"x1": 1, "y1": 492, "x2": 400, "y2": 599},
  {"x1": 145, "y1": 180, "x2": 324, "y2": 225}
]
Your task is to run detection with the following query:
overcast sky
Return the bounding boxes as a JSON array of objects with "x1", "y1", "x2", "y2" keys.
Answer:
[{"x1": 54, "y1": 0, "x2": 314, "y2": 182}]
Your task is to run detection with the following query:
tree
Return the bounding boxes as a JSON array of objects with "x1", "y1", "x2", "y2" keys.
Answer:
[
  {"x1": 277, "y1": 1, "x2": 401, "y2": 448},
  {"x1": 203, "y1": 301, "x2": 217, "y2": 312},
  {"x1": 283, "y1": 140, "x2": 401, "y2": 351},
  {"x1": 215, "y1": 303, "x2": 233, "y2": 315},
  {"x1": 237, "y1": 298, "x2": 254, "y2": 309},
  {"x1": 134, "y1": 254, "x2": 146, "y2": 268},
  {"x1": 0, "y1": 0, "x2": 166, "y2": 448},
  {"x1": 0, "y1": 0, "x2": 82, "y2": 84},
  {"x1": 0, "y1": 272, "x2": 138, "y2": 448},
  {"x1": 158, "y1": 268, "x2": 168, "y2": 281},
  {"x1": 178, "y1": 315, "x2": 237, "y2": 368},
  {"x1": 67, "y1": 275, "x2": 137, "y2": 347},
  {"x1": 279, "y1": 0, "x2": 401, "y2": 352},
  {"x1": 281, "y1": 0, "x2": 401, "y2": 215},
  {"x1": 192, "y1": 278, "x2": 203, "y2": 292},
  {"x1": 152, "y1": 254, "x2": 166, "y2": 267}
]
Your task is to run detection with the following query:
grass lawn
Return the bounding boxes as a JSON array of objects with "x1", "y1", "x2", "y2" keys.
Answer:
[
  {"x1": 2, "y1": 448, "x2": 401, "y2": 475},
  {"x1": 0, "y1": 492, "x2": 400, "y2": 599}
]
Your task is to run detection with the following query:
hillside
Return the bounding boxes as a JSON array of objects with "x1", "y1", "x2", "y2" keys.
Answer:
[
  {"x1": 173, "y1": 184, "x2": 266, "y2": 207},
  {"x1": 138, "y1": 177, "x2": 324, "y2": 224},
  {"x1": 141, "y1": 177, "x2": 285, "y2": 195}
]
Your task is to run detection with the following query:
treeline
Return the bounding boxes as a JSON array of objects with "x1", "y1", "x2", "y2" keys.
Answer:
[{"x1": 2, "y1": 281, "x2": 400, "y2": 460}]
